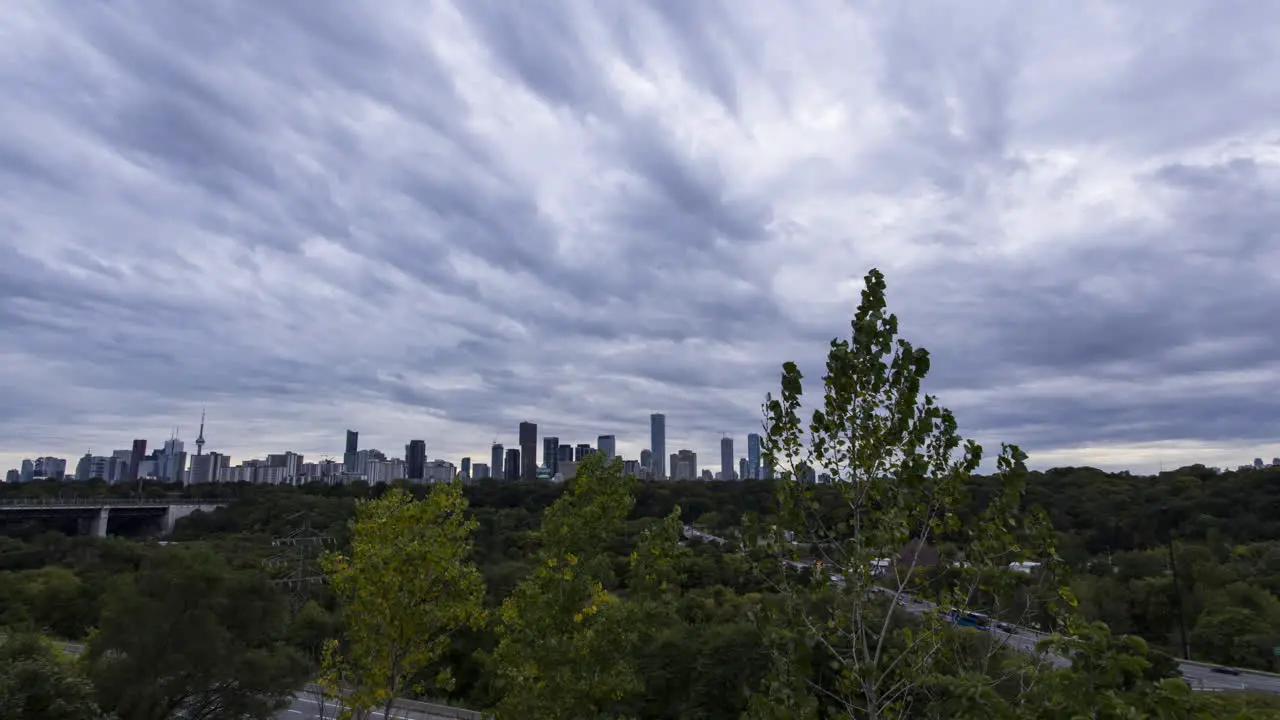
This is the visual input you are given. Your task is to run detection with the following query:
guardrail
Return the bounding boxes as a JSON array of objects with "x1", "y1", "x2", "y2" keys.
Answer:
[
  {"x1": 0, "y1": 497, "x2": 216, "y2": 507},
  {"x1": 301, "y1": 684, "x2": 488, "y2": 719},
  {"x1": 1178, "y1": 657, "x2": 1280, "y2": 678}
]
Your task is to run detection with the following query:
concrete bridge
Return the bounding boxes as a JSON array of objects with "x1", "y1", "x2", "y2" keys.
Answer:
[{"x1": 0, "y1": 497, "x2": 225, "y2": 537}]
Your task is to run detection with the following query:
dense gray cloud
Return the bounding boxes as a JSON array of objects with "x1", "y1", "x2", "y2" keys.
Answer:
[{"x1": 2, "y1": 0, "x2": 1279, "y2": 476}]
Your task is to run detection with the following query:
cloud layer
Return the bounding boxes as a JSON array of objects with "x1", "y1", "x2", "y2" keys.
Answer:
[{"x1": 2, "y1": 0, "x2": 1279, "y2": 474}]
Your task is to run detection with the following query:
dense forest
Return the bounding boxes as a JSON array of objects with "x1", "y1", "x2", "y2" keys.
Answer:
[
  {"x1": 4, "y1": 464, "x2": 1280, "y2": 718},
  {"x1": 4, "y1": 270, "x2": 1280, "y2": 719}
]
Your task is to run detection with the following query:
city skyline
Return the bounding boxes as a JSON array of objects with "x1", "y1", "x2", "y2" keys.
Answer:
[
  {"x1": 1, "y1": 410, "x2": 772, "y2": 483},
  {"x1": 3, "y1": 3, "x2": 1280, "y2": 476}
]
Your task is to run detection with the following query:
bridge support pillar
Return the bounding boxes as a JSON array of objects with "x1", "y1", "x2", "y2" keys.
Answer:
[{"x1": 89, "y1": 507, "x2": 109, "y2": 538}]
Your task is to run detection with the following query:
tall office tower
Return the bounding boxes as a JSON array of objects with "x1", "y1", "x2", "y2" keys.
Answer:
[
  {"x1": 519, "y1": 422, "x2": 537, "y2": 481},
  {"x1": 20, "y1": 459, "x2": 34, "y2": 483},
  {"x1": 575, "y1": 443, "x2": 591, "y2": 462},
  {"x1": 747, "y1": 433, "x2": 761, "y2": 480},
  {"x1": 721, "y1": 437, "x2": 734, "y2": 481},
  {"x1": 640, "y1": 449, "x2": 652, "y2": 475},
  {"x1": 473, "y1": 462, "x2": 489, "y2": 480},
  {"x1": 161, "y1": 436, "x2": 185, "y2": 483},
  {"x1": 504, "y1": 448, "x2": 521, "y2": 481},
  {"x1": 126, "y1": 439, "x2": 147, "y2": 483},
  {"x1": 543, "y1": 437, "x2": 559, "y2": 476},
  {"x1": 5, "y1": 469, "x2": 18, "y2": 483},
  {"x1": 558, "y1": 444, "x2": 573, "y2": 463},
  {"x1": 597, "y1": 435, "x2": 616, "y2": 460},
  {"x1": 344, "y1": 430, "x2": 359, "y2": 471},
  {"x1": 172, "y1": 451, "x2": 188, "y2": 484},
  {"x1": 405, "y1": 440, "x2": 426, "y2": 481},
  {"x1": 650, "y1": 414, "x2": 666, "y2": 479},
  {"x1": 491, "y1": 443, "x2": 504, "y2": 478},
  {"x1": 461, "y1": 457, "x2": 471, "y2": 478},
  {"x1": 739, "y1": 457, "x2": 748, "y2": 482}
]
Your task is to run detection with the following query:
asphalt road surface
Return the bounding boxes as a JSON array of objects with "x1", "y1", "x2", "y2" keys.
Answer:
[
  {"x1": 882, "y1": 589, "x2": 1280, "y2": 693},
  {"x1": 277, "y1": 693, "x2": 414, "y2": 719}
]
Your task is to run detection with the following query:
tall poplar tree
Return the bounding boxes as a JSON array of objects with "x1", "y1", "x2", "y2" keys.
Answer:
[{"x1": 320, "y1": 484, "x2": 485, "y2": 720}]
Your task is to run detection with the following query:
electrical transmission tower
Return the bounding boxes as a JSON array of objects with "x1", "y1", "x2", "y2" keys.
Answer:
[{"x1": 266, "y1": 511, "x2": 335, "y2": 613}]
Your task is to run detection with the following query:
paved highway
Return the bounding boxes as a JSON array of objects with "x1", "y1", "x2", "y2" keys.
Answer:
[
  {"x1": 276, "y1": 692, "x2": 425, "y2": 719},
  {"x1": 695, "y1": 527, "x2": 1280, "y2": 695}
]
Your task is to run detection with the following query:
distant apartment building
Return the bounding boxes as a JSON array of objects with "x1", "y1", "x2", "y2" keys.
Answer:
[
  {"x1": 405, "y1": 440, "x2": 426, "y2": 481},
  {"x1": 670, "y1": 449, "x2": 697, "y2": 481},
  {"x1": 557, "y1": 460, "x2": 579, "y2": 482},
  {"x1": 364, "y1": 458, "x2": 406, "y2": 485},
  {"x1": 75, "y1": 454, "x2": 127, "y2": 482},
  {"x1": 4, "y1": 469, "x2": 18, "y2": 483},
  {"x1": 125, "y1": 439, "x2": 146, "y2": 484},
  {"x1": 344, "y1": 430, "x2": 359, "y2": 472},
  {"x1": 33, "y1": 456, "x2": 67, "y2": 480},
  {"x1": 650, "y1": 414, "x2": 666, "y2": 479},
  {"x1": 473, "y1": 462, "x2": 490, "y2": 480},
  {"x1": 189, "y1": 454, "x2": 216, "y2": 484},
  {"x1": 423, "y1": 459, "x2": 455, "y2": 483},
  {"x1": 558, "y1": 444, "x2": 573, "y2": 463},
  {"x1": 720, "y1": 437, "x2": 734, "y2": 481},
  {"x1": 543, "y1": 437, "x2": 559, "y2": 476},
  {"x1": 491, "y1": 443, "x2": 504, "y2": 478},
  {"x1": 575, "y1": 444, "x2": 592, "y2": 462},
  {"x1": 504, "y1": 448, "x2": 520, "y2": 481},
  {"x1": 461, "y1": 457, "x2": 471, "y2": 479},
  {"x1": 597, "y1": 435, "x2": 616, "y2": 460},
  {"x1": 747, "y1": 433, "x2": 761, "y2": 480},
  {"x1": 623, "y1": 459, "x2": 640, "y2": 477},
  {"x1": 20, "y1": 459, "x2": 34, "y2": 483},
  {"x1": 640, "y1": 449, "x2": 652, "y2": 474},
  {"x1": 739, "y1": 457, "x2": 748, "y2": 482}
]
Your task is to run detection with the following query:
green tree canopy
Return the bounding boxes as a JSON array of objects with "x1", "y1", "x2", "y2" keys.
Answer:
[
  {"x1": 0, "y1": 632, "x2": 104, "y2": 720},
  {"x1": 85, "y1": 546, "x2": 306, "y2": 720},
  {"x1": 320, "y1": 483, "x2": 486, "y2": 719}
]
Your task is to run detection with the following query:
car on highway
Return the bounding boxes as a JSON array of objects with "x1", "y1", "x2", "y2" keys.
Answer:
[
  {"x1": 1211, "y1": 666, "x2": 1242, "y2": 676},
  {"x1": 995, "y1": 622, "x2": 1017, "y2": 634}
]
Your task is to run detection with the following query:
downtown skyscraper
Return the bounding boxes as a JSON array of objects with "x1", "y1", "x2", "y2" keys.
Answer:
[
  {"x1": 721, "y1": 436, "x2": 734, "y2": 481},
  {"x1": 491, "y1": 442, "x2": 503, "y2": 480},
  {"x1": 519, "y1": 422, "x2": 537, "y2": 481},
  {"x1": 748, "y1": 433, "x2": 761, "y2": 480},
  {"x1": 543, "y1": 436, "x2": 559, "y2": 476},
  {"x1": 650, "y1": 413, "x2": 666, "y2": 479},
  {"x1": 597, "y1": 435, "x2": 616, "y2": 460}
]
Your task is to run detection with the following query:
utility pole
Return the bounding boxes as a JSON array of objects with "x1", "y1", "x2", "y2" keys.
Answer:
[{"x1": 266, "y1": 511, "x2": 335, "y2": 613}]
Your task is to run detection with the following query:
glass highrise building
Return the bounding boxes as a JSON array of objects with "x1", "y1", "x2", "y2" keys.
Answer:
[
  {"x1": 597, "y1": 435, "x2": 616, "y2": 460},
  {"x1": 747, "y1": 433, "x2": 761, "y2": 480},
  {"x1": 650, "y1": 413, "x2": 666, "y2": 479},
  {"x1": 720, "y1": 437, "x2": 734, "y2": 481},
  {"x1": 543, "y1": 436, "x2": 559, "y2": 475},
  {"x1": 519, "y1": 422, "x2": 537, "y2": 481},
  {"x1": 405, "y1": 440, "x2": 426, "y2": 481},
  {"x1": 344, "y1": 430, "x2": 359, "y2": 472},
  {"x1": 491, "y1": 443, "x2": 504, "y2": 480}
]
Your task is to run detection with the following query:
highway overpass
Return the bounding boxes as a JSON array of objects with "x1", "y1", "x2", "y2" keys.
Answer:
[{"x1": 0, "y1": 497, "x2": 224, "y2": 537}]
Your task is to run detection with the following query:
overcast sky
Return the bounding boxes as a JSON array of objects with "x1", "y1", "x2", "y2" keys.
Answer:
[{"x1": 2, "y1": 0, "x2": 1278, "y2": 476}]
